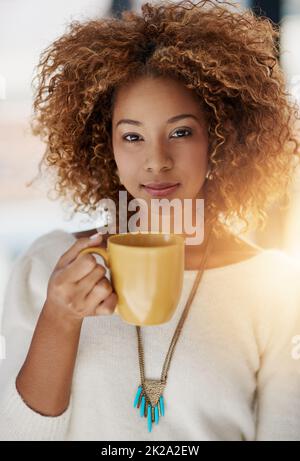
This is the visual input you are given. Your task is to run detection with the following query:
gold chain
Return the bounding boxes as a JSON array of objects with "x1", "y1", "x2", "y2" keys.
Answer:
[{"x1": 136, "y1": 224, "x2": 214, "y2": 386}]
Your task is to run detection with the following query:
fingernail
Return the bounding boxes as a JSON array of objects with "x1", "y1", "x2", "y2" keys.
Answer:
[{"x1": 89, "y1": 232, "x2": 103, "y2": 240}]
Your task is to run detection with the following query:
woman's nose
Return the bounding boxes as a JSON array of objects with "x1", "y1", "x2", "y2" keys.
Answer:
[{"x1": 144, "y1": 146, "x2": 173, "y2": 172}]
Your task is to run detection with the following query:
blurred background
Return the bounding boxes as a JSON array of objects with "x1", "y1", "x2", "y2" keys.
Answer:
[{"x1": 0, "y1": 0, "x2": 300, "y2": 331}]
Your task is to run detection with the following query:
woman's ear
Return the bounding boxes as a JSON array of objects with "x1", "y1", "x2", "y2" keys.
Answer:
[{"x1": 205, "y1": 164, "x2": 212, "y2": 180}]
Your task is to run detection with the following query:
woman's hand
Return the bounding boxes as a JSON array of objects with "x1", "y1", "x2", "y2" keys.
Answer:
[{"x1": 44, "y1": 233, "x2": 118, "y2": 323}]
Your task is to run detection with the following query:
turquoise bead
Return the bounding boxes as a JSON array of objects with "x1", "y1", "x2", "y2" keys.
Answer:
[
  {"x1": 159, "y1": 395, "x2": 165, "y2": 416},
  {"x1": 134, "y1": 385, "x2": 165, "y2": 431},
  {"x1": 154, "y1": 405, "x2": 159, "y2": 424},
  {"x1": 140, "y1": 395, "x2": 145, "y2": 417},
  {"x1": 147, "y1": 404, "x2": 152, "y2": 432},
  {"x1": 134, "y1": 385, "x2": 142, "y2": 408}
]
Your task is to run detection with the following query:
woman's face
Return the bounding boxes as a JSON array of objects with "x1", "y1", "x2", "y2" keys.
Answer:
[{"x1": 111, "y1": 75, "x2": 209, "y2": 209}]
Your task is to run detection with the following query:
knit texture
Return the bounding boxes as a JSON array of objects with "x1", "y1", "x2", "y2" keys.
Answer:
[{"x1": 1, "y1": 229, "x2": 300, "y2": 441}]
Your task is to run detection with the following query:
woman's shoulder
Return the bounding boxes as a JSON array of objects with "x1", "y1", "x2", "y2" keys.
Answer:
[
  {"x1": 228, "y1": 238, "x2": 300, "y2": 302},
  {"x1": 12, "y1": 229, "x2": 78, "y2": 275},
  {"x1": 2, "y1": 229, "x2": 78, "y2": 324},
  {"x1": 24, "y1": 228, "x2": 76, "y2": 258},
  {"x1": 207, "y1": 229, "x2": 300, "y2": 281},
  {"x1": 206, "y1": 229, "x2": 263, "y2": 270},
  {"x1": 231, "y1": 233, "x2": 300, "y2": 276}
]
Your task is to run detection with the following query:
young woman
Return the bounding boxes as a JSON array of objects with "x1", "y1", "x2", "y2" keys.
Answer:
[{"x1": 1, "y1": 0, "x2": 300, "y2": 441}]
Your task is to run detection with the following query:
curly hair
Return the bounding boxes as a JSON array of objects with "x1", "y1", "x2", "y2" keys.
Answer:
[{"x1": 29, "y1": 0, "x2": 300, "y2": 237}]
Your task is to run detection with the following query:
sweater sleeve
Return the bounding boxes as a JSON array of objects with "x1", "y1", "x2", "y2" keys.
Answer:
[
  {"x1": 0, "y1": 230, "x2": 75, "y2": 441},
  {"x1": 254, "y1": 253, "x2": 300, "y2": 441}
]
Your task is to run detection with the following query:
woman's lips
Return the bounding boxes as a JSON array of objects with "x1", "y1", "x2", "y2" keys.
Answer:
[{"x1": 142, "y1": 183, "x2": 180, "y2": 197}]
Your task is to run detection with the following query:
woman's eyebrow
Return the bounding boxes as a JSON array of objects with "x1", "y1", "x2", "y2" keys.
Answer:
[{"x1": 115, "y1": 113, "x2": 200, "y2": 128}]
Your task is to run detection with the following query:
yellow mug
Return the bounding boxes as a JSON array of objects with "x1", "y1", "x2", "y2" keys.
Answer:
[{"x1": 79, "y1": 232, "x2": 185, "y2": 326}]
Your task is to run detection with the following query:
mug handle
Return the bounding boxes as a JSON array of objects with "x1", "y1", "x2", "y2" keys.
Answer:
[
  {"x1": 78, "y1": 246, "x2": 119, "y2": 315},
  {"x1": 79, "y1": 246, "x2": 110, "y2": 267}
]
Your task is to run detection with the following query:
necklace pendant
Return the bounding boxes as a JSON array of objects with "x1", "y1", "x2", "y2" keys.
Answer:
[{"x1": 133, "y1": 379, "x2": 166, "y2": 432}]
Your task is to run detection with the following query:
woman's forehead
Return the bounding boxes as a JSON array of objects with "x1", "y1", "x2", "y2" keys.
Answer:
[{"x1": 111, "y1": 76, "x2": 205, "y2": 120}]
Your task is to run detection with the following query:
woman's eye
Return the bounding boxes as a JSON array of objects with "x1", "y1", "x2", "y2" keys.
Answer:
[
  {"x1": 123, "y1": 134, "x2": 141, "y2": 143},
  {"x1": 171, "y1": 128, "x2": 192, "y2": 138},
  {"x1": 122, "y1": 128, "x2": 192, "y2": 143}
]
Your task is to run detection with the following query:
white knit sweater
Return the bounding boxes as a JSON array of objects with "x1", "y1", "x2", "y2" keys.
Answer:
[{"x1": 1, "y1": 229, "x2": 300, "y2": 441}]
